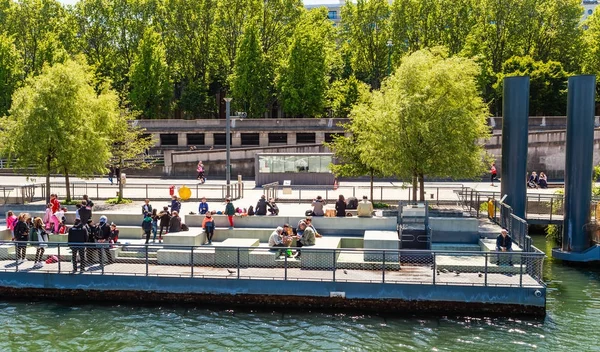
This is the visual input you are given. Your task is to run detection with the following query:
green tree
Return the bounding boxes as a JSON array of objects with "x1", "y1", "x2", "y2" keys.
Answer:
[
  {"x1": 230, "y1": 25, "x2": 268, "y2": 118},
  {"x1": 349, "y1": 48, "x2": 490, "y2": 201},
  {"x1": 341, "y1": 0, "x2": 391, "y2": 89},
  {"x1": 277, "y1": 8, "x2": 332, "y2": 117},
  {"x1": 129, "y1": 27, "x2": 172, "y2": 119},
  {"x1": 0, "y1": 33, "x2": 22, "y2": 117},
  {"x1": 496, "y1": 56, "x2": 569, "y2": 116},
  {"x1": 0, "y1": 59, "x2": 118, "y2": 202},
  {"x1": 583, "y1": 11, "x2": 600, "y2": 97},
  {"x1": 326, "y1": 76, "x2": 370, "y2": 119}
]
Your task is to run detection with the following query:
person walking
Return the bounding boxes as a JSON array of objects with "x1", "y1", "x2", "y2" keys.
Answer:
[
  {"x1": 224, "y1": 198, "x2": 236, "y2": 228},
  {"x1": 490, "y1": 162, "x2": 498, "y2": 186},
  {"x1": 108, "y1": 166, "x2": 114, "y2": 185},
  {"x1": 30, "y1": 217, "x2": 48, "y2": 268},
  {"x1": 196, "y1": 161, "x2": 206, "y2": 183},
  {"x1": 202, "y1": 213, "x2": 215, "y2": 245}
]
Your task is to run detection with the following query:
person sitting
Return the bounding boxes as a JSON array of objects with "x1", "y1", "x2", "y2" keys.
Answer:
[
  {"x1": 267, "y1": 198, "x2": 279, "y2": 215},
  {"x1": 495, "y1": 228, "x2": 513, "y2": 266},
  {"x1": 346, "y1": 196, "x2": 358, "y2": 210},
  {"x1": 538, "y1": 172, "x2": 548, "y2": 189},
  {"x1": 294, "y1": 221, "x2": 316, "y2": 258},
  {"x1": 109, "y1": 222, "x2": 119, "y2": 243},
  {"x1": 255, "y1": 195, "x2": 268, "y2": 216},
  {"x1": 356, "y1": 196, "x2": 374, "y2": 217},
  {"x1": 311, "y1": 196, "x2": 326, "y2": 216},
  {"x1": 198, "y1": 197, "x2": 209, "y2": 215},
  {"x1": 202, "y1": 213, "x2": 215, "y2": 245},
  {"x1": 268, "y1": 226, "x2": 291, "y2": 257},
  {"x1": 335, "y1": 194, "x2": 346, "y2": 217},
  {"x1": 169, "y1": 211, "x2": 182, "y2": 233},
  {"x1": 304, "y1": 217, "x2": 322, "y2": 238},
  {"x1": 527, "y1": 172, "x2": 538, "y2": 188}
]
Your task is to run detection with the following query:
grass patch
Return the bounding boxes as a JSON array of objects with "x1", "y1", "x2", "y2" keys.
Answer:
[
  {"x1": 373, "y1": 202, "x2": 390, "y2": 209},
  {"x1": 61, "y1": 200, "x2": 80, "y2": 205},
  {"x1": 105, "y1": 198, "x2": 133, "y2": 205}
]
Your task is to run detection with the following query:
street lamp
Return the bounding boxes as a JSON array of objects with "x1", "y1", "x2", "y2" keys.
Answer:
[
  {"x1": 224, "y1": 97, "x2": 232, "y2": 197},
  {"x1": 386, "y1": 39, "x2": 393, "y2": 77}
]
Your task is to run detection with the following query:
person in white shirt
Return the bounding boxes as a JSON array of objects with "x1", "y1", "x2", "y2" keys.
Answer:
[{"x1": 356, "y1": 196, "x2": 374, "y2": 217}]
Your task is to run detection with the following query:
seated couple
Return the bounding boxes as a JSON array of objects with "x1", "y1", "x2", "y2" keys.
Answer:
[{"x1": 269, "y1": 221, "x2": 316, "y2": 258}]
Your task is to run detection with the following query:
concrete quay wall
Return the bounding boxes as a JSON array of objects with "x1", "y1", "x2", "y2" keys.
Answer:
[{"x1": 0, "y1": 272, "x2": 546, "y2": 316}]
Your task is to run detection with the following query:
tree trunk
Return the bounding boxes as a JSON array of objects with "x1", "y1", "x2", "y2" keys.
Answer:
[
  {"x1": 419, "y1": 173, "x2": 425, "y2": 202},
  {"x1": 64, "y1": 168, "x2": 71, "y2": 202},
  {"x1": 370, "y1": 168, "x2": 374, "y2": 202},
  {"x1": 412, "y1": 173, "x2": 418, "y2": 204},
  {"x1": 45, "y1": 154, "x2": 51, "y2": 204}
]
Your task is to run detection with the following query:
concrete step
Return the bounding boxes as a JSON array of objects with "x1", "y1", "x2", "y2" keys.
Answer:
[{"x1": 118, "y1": 251, "x2": 158, "y2": 259}]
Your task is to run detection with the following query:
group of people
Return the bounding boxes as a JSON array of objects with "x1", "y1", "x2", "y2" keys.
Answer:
[
  {"x1": 68, "y1": 215, "x2": 120, "y2": 273},
  {"x1": 527, "y1": 171, "x2": 548, "y2": 189},
  {"x1": 140, "y1": 197, "x2": 185, "y2": 244},
  {"x1": 268, "y1": 217, "x2": 322, "y2": 258},
  {"x1": 6, "y1": 212, "x2": 50, "y2": 267}
]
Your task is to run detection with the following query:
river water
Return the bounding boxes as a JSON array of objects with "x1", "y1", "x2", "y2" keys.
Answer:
[{"x1": 0, "y1": 235, "x2": 599, "y2": 351}]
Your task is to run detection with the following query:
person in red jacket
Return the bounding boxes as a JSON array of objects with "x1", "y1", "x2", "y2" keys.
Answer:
[{"x1": 50, "y1": 194, "x2": 60, "y2": 214}]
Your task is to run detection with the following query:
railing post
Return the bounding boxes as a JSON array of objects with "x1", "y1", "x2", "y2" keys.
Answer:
[
  {"x1": 237, "y1": 247, "x2": 240, "y2": 279},
  {"x1": 284, "y1": 250, "x2": 288, "y2": 281},
  {"x1": 145, "y1": 184, "x2": 148, "y2": 199},
  {"x1": 145, "y1": 244, "x2": 149, "y2": 276},
  {"x1": 550, "y1": 198, "x2": 553, "y2": 221},
  {"x1": 484, "y1": 253, "x2": 488, "y2": 286},
  {"x1": 519, "y1": 255, "x2": 524, "y2": 287},
  {"x1": 352, "y1": 186, "x2": 355, "y2": 198},
  {"x1": 14, "y1": 242, "x2": 18, "y2": 272},
  {"x1": 332, "y1": 249, "x2": 336, "y2": 282},
  {"x1": 57, "y1": 244, "x2": 61, "y2": 274},
  {"x1": 380, "y1": 187, "x2": 383, "y2": 202},
  {"x1": 476, "y1": 194, "x2": 480, "y2": 218},
  {"x1": 382, "y1": 250, "x2": 386, "y2": 283},
  {"x1": 100, "y1": 243, "x2": 105, "y2": 275},
  {"x1": 437, "y1": 188, "x2": 439, "y2": 206},
  {"x1": 432, "y1": 252, "x2": 436, "y2": 285},
  {"x1": 190, "y1": 246, "x2": 194, "y2": 278},
  {"x1": 299, "y1": 188, "x2": 302, "y2": 201},
  {"x1": 96, "y1": 183, "x2": 99, "y2": 199}
]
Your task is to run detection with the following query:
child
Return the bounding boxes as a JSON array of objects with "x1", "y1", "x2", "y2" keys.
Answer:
[
  {"x1": 151, "y1": 208, "x2": 158, "y2": 243},
  {"x1": 42, "y1": 204, "x2": 52, "y2": 230},
  {"x1": 224, "y1": 198, "x2": 235, "y2": 228},
  {"x1": 202, "y1": 213, "x2": 215, "y2": 245},
  {"x1": 30, "y1": 217, "x2": 48, "y2": 267},
  {"x1": 6, "y1": 211, "x2": 17, "y2": 240}
]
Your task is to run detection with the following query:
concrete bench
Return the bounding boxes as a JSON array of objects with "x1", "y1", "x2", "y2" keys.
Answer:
[
  {"x1": 301, "y1": 237, "x2": 342, "y2": 270},
  {"x1": 0, "y1": 229, "x2": 11, "y2": 241},
  {"x1": 156, "y1": 247, "x2": 215, "y2": 266},
  {"x1": 479, "y1": 238, "x2": 523, "y2": 264},
  {"x1": 363, "y1": 230, "x2": 400, "y2": 262},
  {"x1": 163, "y1": 231, "x2": 205, "y2": 246},
  {"x1": 215, "y1": 238, "x2": 260, "y2": 267},
  {"x1": 210, "y1": 228, "x2": 274, "y2": 242}
]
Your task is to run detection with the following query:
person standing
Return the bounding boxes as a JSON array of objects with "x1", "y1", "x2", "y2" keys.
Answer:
[
  {"x1": 196, "y1": 161, "x2": 205, "y2": 183},
  {"x1": 42, "y1": 204, "x2": 52, "y2": 230},
  {"x1": 30, "y1": 217, "x2": 48, "y2": 268},
  {"x1": 142, "y1": 199, "x2": 153, "y2": 218},
  {"x1": 151, "y1": 208, "x2": 158, "y2": 243},
  {"x1": 198, "y1": 197, "x2": 209, "y2": 215},
  {"x1": 108, "y1": 166, "x2": 114, "y2": 185},
  {"x1": 335, "y1": 194, "x2": 346, "y2": 217},
  {"x1": 158, "y1": 206, "x2": 171, "y2": 242},
  {"x1": 202, "y1": 213, "x2": 215, "y2": 245},
  {"x1": 83, "y1": 195, "x2": 94, "y2": 215},
  {"x1": 79, "y1": 200, "x2": 92, "y2": 225},
  {"x1": 169, "y1": 195, "x2": 181, "y2": 214},
  {"x1": 6, "y1": 211, "x2": 18, "y2": 240},
  {"x1": 50, "y1": 194, "x2": 60, "y2": 214},
  {"x1": 224, "y1": 198, "x2": 235, "y2": 228},
  {"x1": 96, "y1": 216, "x2": 113, "y2": 264},
  {"x1": 115, "y1": 167, "x2": 121, "y2": 185},
  {"x1": 490, "y1": 162, "x2": 498, "y2": 186},
  {"x1": 68, "y1": 220, "x2": 88, "y2": 273},
  {"x1": 13, "y1": 214, "x2": 29, "y2": 263}
]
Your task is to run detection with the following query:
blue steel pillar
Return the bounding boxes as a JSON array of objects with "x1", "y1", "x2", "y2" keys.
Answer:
[
  {"x1": 501, "y1": 76, "x2": 530, "y2": 219},
  {"x1": 562, "y1": 75, "x2": 596, "y2": 253}
]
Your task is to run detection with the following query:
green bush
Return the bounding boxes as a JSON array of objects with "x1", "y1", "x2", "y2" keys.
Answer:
[
  {"x1": 373, "y1": 202, "x2": 390, "y2": 209},
  {"x1": 546, "y1": 224, "x2": 561, "y2": 245},
  {"x1": 105, "y1": 198, "x2": 132, "y2": 205}
]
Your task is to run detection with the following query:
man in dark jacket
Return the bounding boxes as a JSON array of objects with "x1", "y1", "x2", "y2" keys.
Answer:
[
  {"x1": 96, "y1": 216, "x2": 114, "y2": 264},
  {"x1": 255, "y1": 195, "x2": 268, "y2": 216},
  {"x1": 169, "y1": 211, "x2": 182, "y2": 233},
  {"x1": 159, "y1": 207, "x2": 171, "y2": 238},
  {"x1": 495, "y1": 228, "x2": 513, "y2": 266},
  {"x1": 79, "y1": 200, "x2": 92, "y2": 225},
  {"x1": 142, "y1": 199, "x2": 153, "y2": 217},
  {"x1": 169, "y1": 195, "x2": 181, "y2": 213},
  {"x1": 68, "y1": 220, "x2": 89, "y2": 273}
]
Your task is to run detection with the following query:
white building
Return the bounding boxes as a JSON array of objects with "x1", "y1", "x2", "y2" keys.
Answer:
[{"x1": 304, "y1": 0, "x2": 346, "y2": 25}]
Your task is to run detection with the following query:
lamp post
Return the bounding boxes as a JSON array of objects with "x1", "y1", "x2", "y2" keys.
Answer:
[
  {"x1": 386, "y1": 39, "x2": 393, "y2": 77},
  {"x1": 224, "y1": 97, "x2": 232, "y2": 197}
]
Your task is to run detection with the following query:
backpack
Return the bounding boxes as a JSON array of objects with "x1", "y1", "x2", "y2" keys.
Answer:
[
  {"x1": 247, "y1": 205, "x2": 254, "y2": 216},
  {"x1": 181, "y1": 223, "x2": 189, "y2": 231}
]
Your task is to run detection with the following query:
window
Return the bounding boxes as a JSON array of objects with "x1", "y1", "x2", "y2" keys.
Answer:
[
  {"x1": 268, "y1": 133, "x2": 287, "y2": 144},
  {"x1": 258, "y1": 155, "x2": 333, "y2": 174},
  {"x1": 214, "y1": 133, "x2": 232, "y2": 145},
  {"x1": 187, "y1": 133, "x2": 205, "y2": 146},
  {"x1": 241, "y1": 133, "x2": 260, "y2": 146},
  {"x1": 160, "y1": 134, "x2": 178, "y2": 146},
  {"x1": 325, "y1": 133, "x2": 343, "y2": 143},
  {"x1": 296, "y1": 133, "x2": 316, "y2": 144},
  {"x1": 328, "y1": 11, "x2": 337, "y2": 20}
]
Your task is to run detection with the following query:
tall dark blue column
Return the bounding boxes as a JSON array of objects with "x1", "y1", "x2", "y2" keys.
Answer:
[
  {"x1": 562, "y1": 75, "x2": 596, "y2": 253},
  {"x1": 501, "y1": 76, "x2": 530, "y2": 219}
]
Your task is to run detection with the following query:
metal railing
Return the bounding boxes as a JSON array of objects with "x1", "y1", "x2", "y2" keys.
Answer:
[{"x1": 0, "y1": 241, "x2": 545, "y2": 288}]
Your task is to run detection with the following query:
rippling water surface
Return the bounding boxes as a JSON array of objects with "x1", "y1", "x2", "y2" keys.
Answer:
[{"x1": 1, "y1": 235, "x2": 599, "y2": 351}]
